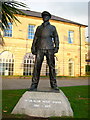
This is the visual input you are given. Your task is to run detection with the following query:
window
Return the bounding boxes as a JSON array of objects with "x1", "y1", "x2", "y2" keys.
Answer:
[
  {"x1": 68, "y1": 59, "x2": 74, "y2": 76},
  {"x1": 68, "y1": 31, "x2": 74, "y2": 43},
  {"x1": 28, "y1": 25, "x2": 35, "y2": 39},
  {"x1": 0, "y1": 51, "x2": 14, "y2": 75},
  {"x1": 4, "y1": 22, "x2": 12, "y2": 37},
  {"x1": 23, "y1": 53, "x2": 35, "y2": 75}
]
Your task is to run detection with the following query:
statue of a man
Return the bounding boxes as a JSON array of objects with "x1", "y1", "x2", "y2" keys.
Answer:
[{"x1": 29, "y1": 11, "x2": 59, "y2": 91}]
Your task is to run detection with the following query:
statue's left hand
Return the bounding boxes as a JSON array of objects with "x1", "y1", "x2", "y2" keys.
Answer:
[{"x1": 54, "y1": 47, "x2": 59, "y2": 53}]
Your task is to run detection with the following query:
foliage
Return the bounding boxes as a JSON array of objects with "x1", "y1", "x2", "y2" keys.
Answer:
[
  {"x1": 1, "y1": 0, "x2": 27, "y2": 30},
  {"x1": 85, "y1": 65, "x2": 90, "y2": 75},
  {"x1": 0, "y1": 0, "x2": 27, "y2": 46}
]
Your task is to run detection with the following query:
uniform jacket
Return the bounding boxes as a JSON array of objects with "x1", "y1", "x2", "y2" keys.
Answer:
[{"x1": 31, "y1": 22, "x2": 59, "y2": 54}]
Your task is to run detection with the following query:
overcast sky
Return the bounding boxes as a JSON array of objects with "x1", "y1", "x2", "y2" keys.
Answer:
[{"x1": 18, "y1": 0, "x2": 89, "y2": 39}]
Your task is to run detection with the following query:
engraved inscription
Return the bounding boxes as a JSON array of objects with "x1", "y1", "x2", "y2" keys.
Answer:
[{"x1": 24, "y1": 99, "x2": 62, "y2": 108}]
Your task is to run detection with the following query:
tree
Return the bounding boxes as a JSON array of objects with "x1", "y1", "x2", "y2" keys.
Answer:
[
  {"x1": 1, "y1": 0, "x2": 27, "y2": 29},
  {"x1": 0, "y1": 0, "x2": 27, "y2": 45}
]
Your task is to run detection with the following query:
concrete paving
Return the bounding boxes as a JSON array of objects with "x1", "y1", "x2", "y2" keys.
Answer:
[{"x1": 1, "y1": 77, "x2": 89, "y2": 90}]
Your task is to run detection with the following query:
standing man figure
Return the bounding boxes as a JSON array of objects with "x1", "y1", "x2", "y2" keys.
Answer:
[{"x1": 29, "y1": 11, "x2": 59, "y2": 91}]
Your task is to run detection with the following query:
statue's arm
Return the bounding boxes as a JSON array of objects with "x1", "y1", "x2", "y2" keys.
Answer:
[
  {"x1": 53, "y1": 26, "x2": 59, "y2": 53},
  {"x1": 31, "y1": 27, "x2": 39, "y2": 55}
]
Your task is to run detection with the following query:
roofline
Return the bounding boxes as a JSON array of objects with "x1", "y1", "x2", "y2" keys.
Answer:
[
  {"x1": 51, "y1": 17, "x2": 88, "y2": 27},
  {"x1": 18, "y1": 9, "x2": 88, "y2": 27}
]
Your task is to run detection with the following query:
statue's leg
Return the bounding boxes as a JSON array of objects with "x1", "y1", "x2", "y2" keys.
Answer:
[
  {"x1": 46, "y1": 50, "x2": 58, "y2": 90},
  {"x1": 30, "y1": 50, "x2": 44, "y2": 90}
]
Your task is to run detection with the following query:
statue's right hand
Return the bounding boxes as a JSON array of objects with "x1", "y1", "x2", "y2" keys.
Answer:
[
  {"x1": 54, "y1": 47, "x2": 59, "y2": 53},
  {"x1": 31, "y1": 47, "x2": 37, "y2": 55}
]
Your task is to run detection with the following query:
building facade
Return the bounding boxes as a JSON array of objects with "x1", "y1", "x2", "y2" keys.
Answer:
[
  {"x1": 85, "y1": 42, "x2": 90, "y2": 64},
  {"x1": 0, "y1": 10, "x2": 87, "y2": 76}
]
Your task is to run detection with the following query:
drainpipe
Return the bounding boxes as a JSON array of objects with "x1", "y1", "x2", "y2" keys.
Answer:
[{"x1": 79, "y1": 26, "x2": 82, "y2": 76}]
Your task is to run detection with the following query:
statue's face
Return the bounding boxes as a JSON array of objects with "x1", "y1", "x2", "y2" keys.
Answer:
[{"x1": 43, "y1": 15, "x2": 50, "y2": 22}]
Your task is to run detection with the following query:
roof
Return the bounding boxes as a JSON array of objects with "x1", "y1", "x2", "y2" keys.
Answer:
[{"x1": 19, "y1": 9, "x2": 87, "y2": 27}]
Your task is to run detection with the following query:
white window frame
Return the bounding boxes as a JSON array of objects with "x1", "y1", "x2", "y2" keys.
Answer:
[
  {"x1": 68, "y1": 59, "x2": 74, "y2": 76},
  {"x1": 23, "y1": 53, "x2": 35, "y2": 75},
  {"x1": 68, "y1": 30, "x2": 74, "y2": 44},
  {"x1": 28, "y1": 24, "x2": 35, "y2": 39},
  {"x1": 0, "y1": 51, "x2": 14, "y2": 75}
]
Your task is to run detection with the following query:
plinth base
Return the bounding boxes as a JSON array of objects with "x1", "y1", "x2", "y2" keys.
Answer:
[{"x1": 12, "y1": 90, "x2": 73, "y2": 118}]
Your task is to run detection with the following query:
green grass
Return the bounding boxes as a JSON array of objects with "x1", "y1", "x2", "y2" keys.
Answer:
[
  {"x1": 60, "y1": 86, "x2": 89, "y2": 118},
  {"x1": 2, "y1": 86, "x2": 89, "y2": 119},
  {"x1": 2, "y1": 89, "x2": 27, "y2": 114}
]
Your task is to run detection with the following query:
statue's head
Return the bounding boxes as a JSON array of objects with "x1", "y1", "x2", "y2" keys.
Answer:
[{"x1": 41, "y1": 11, "x2": 51, "y2": 22}]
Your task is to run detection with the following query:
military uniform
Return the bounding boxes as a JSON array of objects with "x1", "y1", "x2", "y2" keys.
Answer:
[{"x1": 30, "y1": 11, "x2": 59, "y2": 91}]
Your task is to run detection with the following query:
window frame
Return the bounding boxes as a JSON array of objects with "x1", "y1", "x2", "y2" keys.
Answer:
[
  {"x1": 4, "y1": 22, "x2": 13, "y2": 37},
  {"x1": 28, "y1": 24, "x2": 35, "y2": 39},
  {"x1": 0, "y1": 58, "x2": 14, "y2": 75},
  {"x1": 68, "y1": 30, "x2": 74, "y2": 44},
  {"x1": 68, "y1": 59, "x2": 74, "y2": 76}
]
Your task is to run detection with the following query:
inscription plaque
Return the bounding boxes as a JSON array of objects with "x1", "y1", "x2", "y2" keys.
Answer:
[{"x1": 24, "y1": 98, "x2": 62, "y2": 109}]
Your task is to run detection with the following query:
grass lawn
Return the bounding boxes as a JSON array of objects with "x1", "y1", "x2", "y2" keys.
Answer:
[{"x1": 2, "y1": 85, "x2": 89, "y2": 120}]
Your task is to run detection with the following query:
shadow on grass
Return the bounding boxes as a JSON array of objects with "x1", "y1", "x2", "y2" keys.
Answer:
[
  {"x1": 2, "y1": 114, "x2": 47, "y2": 120},
  {"x1": 2, "y1": 114, "x2": 86, "y2": 120},
  {"x1": 2, "y1": 114, "x2": 80, "y2": 120},
  {"x1": 2, "y1": 114, "x2": 88, "y2": 120}
]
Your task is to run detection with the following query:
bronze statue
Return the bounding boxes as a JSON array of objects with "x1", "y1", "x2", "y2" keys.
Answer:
[{"x1": 29, "y1": 11, "x2": 59, "y2": 91}]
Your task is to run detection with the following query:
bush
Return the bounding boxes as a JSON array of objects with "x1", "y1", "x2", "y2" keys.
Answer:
[
  {"x1": 85, "y1": 65, "x2": 90, "y2": 75},
  {"x1": 86, "y1": 71, "x2": 90, "y2": 75}
]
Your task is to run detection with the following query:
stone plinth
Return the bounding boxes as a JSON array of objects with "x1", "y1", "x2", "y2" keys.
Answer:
[{"x1": 12, "y1": 90, "x2": 73, "y2": 117}]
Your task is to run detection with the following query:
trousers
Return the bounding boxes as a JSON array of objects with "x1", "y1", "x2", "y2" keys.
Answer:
[{"x1": 31, "y1": 49, "x2": 57, "y2": 88}]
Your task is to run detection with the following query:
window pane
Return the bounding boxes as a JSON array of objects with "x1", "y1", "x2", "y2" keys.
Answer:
[
  {"x1": 4, "y1": 22, "x2": 12, "y2": 37},
  {"x1": 28, "y1": 25, "x2": 35, "y2": 39},
  {"x1": 0, "y1": 58, "x2": 14, "y2": 75},
  {"x1": 23, "y1": 57, "x2": 35, "y2": 76},
  {"x1": 68, "y1": 31, "x2": 74, "y2": 43}
]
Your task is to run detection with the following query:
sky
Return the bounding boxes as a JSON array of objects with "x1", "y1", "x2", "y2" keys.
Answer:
[{"x1": 18, "y1": 0, "x2": 89, "y2": 40}]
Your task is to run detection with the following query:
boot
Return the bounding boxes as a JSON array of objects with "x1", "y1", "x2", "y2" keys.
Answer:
[
  {"x1": 50, "y1": 82, "x2": 59, "y2": 91},
  {"x1": 29, "y1": 83, "x2": 37, "y2": 91},
  {"x1": 51, "y1": 85, "x2": 59, "y2": 91}
]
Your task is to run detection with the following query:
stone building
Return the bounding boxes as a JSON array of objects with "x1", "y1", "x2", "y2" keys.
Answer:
[
  {"x1": 85, "y1": 42, "x2": 90, "y2": 65},
  {"x1": 0, "y1": 10, "x2": 87, "y2": 76}
]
